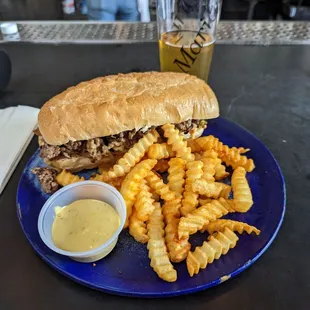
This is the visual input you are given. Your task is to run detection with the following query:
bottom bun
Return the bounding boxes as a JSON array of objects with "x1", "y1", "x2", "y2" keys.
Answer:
[{"x1": 45, "y1": 153, "x2": 116, "y2": 173}]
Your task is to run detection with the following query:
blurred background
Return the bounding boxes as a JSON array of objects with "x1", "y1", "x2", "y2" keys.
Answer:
[{"x1": 1, "y1": 0, "x2": 310, "y2": 22}]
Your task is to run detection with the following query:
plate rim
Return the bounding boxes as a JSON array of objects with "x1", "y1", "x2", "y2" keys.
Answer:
[{"x1": 16, "y1": 117, "x2": 286, "y2": 298}]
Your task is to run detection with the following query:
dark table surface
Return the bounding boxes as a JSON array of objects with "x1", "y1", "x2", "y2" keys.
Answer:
[{"x1": 0, "y1": 42, "x2": 309, "y2": 310}]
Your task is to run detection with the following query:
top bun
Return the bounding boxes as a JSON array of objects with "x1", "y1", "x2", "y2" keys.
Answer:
[{"x1": 38, "y1": 72, "x2": 219, "y2": 145}]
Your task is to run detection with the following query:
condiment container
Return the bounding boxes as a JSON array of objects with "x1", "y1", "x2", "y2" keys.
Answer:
[{"x1": 38, "y1": 181, "x2": 126, "y2": 263}]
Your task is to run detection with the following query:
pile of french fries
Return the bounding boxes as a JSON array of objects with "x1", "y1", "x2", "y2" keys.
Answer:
[{"x1": 55, "y1": 124, "x2": 260, "y2": 282}]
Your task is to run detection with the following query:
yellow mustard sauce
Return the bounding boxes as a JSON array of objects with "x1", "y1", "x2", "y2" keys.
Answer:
[{"x1": 52, "y1": 199, "x2": 120, "y2": 252}]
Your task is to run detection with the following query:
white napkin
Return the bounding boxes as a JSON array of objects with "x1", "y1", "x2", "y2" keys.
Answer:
[{"x1": 0, "y1": 105, "x2": 39, "y2": 194}]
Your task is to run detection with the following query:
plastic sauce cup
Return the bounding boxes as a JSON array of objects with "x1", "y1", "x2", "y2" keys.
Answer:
[{"x1": 38, "y1": 181, "x2": 126, "y2": 263}]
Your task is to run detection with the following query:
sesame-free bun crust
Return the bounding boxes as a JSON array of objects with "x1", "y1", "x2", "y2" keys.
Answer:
[{"x1": 38, "y1": 72, "x2": 219, "y2": 145}]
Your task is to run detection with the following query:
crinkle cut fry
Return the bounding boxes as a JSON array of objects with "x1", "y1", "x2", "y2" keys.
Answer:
[
  {"x1": 186, "y1": 227, "x2": 239, "y2": 277},
  {"x1": 204, "y1": 219, "x2": 260, "y2": 235},
  {"x1": 129, "y1": 207, "x2": 149, "y2": 244},
  {"x1": 120, "y1": 159, "x2": 157, "y2": 228},
  {"x1": 154, "y1": 159, "x2": 169, "y2": 173},
  {"x1": 218, "y1": 183, "x2": 232, "y2": 199},
  {"x1": 195, "y1": 135, "x2": 249, "y2": 154},
  {"x1": 108, "y1": 129, "x2": 159, "y2": 178},
  {"x1": 165, "y1": 216, "x2": 191, "y2": 262},
  {"x1": 146, "y1": 171, "x2": 176, "y2": 202},
  {"x1": 162, "y1": 197, "x2": 181, "y2": 220},
  {"x1": 147, "y1": 203, "x2": 177, "y2": 282},
  {"x1": 201, "y1": 136, "x2": 255, "y2": 172},
  {"x1": 147, "y1": 143, "x2": 175, "y2": 159},
  {"x1": 167, "y1": 157, "x2": 187, "y2": 198},
  {"x1": 178, "y1": 198, "x2": 235, "y2": 239},
  {"x1": 163, "y1": 198, "x2": 191, "y2": 262},
  {"x1": 199, "y1": 198, "x2": 213, "y2": 206},
  {"x1": 187, "y1": 139, "x2": 203, "y2": 153},
  {"x1": 231, "y1": 167, "x2": 253, "y2": 212},
  {"x1": 222, "y1": 154, "x2": 255, "y2": 173},
  {"x1": 201, "y1": 150, "x2": 229, "y2": 180},
  {"x1": 162, "y1": 123, "x2": 194, "y2": 162},
  {"x1": 195, "y1": 136, "x2": 254, "y2": 172},
  {"x1": 180, "y1": 160, "x2": 204, "y2": 216},
  {"x1": 191, "y1": 179, "x2": 223, "y2": 198},
  {"x1": 134, "y1": 179, "x2": 155, "y2": 222},
  {"x1": 192, "y1": 180, "x2": 231, "y2": 199},
  {"x1": 201, "y1": 157, "x2": 215, "y2": 182}
]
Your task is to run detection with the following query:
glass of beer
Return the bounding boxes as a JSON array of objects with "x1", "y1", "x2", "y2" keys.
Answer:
[{"x1": 157, "y1": 0, "x2": 221, "y2": 81}]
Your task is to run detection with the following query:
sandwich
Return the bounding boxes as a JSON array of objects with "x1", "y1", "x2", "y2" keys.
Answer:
[{"x1": 33, "y1": 72, "x2": 219, "y2": 192}]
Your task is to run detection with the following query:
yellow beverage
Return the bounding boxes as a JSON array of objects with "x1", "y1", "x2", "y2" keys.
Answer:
[{"x1": 159, "y1": 30, "x2": 215, "y2": 81}]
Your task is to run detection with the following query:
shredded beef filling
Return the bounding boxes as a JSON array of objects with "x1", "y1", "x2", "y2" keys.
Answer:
[
  {"x1": 105, "y1": 128, "x2": 148, "y2": 153},
  {"x1": 175, "y1": 119, "x2": 194, "y2": 132},
  {"x1": 61, "y1": 140, "x2": 84, "y2": 158},
  {"x1": 86, "y1": 138, "x2": 111, "y2": 160},
  {"x1": 40, "y1": 144, "x2": 61, "y2": 160},
  {"x1": 38, "y1": 119, "x2": 207, "y2": 161},
  {"x1": 32, "y1": 167, "x2": 60, "y2": 193}
]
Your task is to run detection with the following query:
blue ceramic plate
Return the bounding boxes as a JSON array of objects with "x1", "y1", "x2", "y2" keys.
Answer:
[{"x1": 16, "y1": 117, "x2": 286, "y2": 297}]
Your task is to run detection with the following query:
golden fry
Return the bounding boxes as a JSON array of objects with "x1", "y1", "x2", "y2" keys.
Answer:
[
  {"x1": 167, "y1": 158, "x2": 187, "y2": 198},
  {"x1": 194, "y1": 152, "x2": 203, "y2": 160},
  {"x1": 147, "y1": 143, "x2": 174, "y2": 159},
  {"x1": 91, "y1": 172, "x2": 124, "y2": 190},
  {"x1": 180, "y1": 161, "x2": 204, "y2": 216},
  {"x1": 194, "y1": 135, "x2": 249, "y2": 154},
  {"x1": 120, "y1": 159, "x2": 157, "y2": 228},
  {"x1": 187, "y1": 139, "x2": 203, "y2": 153},
  {"x1": 162, "y1": 123, "x2": 194, "y2": 162},
  {"x1": 186, "y1": 227, "x2": 239, "y2": 277},
  {"x1": 204, "y1": 219, "x2": 260, "y2": 235},
  {"x1": 201, "y1": 158, "x2": 215, "y2": 183},
  {"x1": 199, "y1": 198, "x2": 236, "y2": 233},
  {"x1": 191, "y1": 179, "x2": 223, "y2": 198},
  {"x1": 154, "y1": 159, "x2": 170, "y2": 173},
  {"x1": 91, "y1": 171, "x2": 110, "y2": 182},
  {"x1": 146, "y1": 171, "x2": 176, "y2": 202},
  {"x1": 147, "y1": 203, "x2": 177, "y2": 282},
  {"x1": 56, "y1": 170, "x2": 84, "y2": 187},
  {"x1": 129, "y1": 207, "x2": 149, "y2": 244},
  {"x1": 197, "y1": 135, "x2": 254, "y2": 172},
  {"x1": 202, "y1": 150, "x2": 229, "y2": 180},
  {"x1": 214, "y1": 165, "x2": 230, "y2": 180},
  {"x1": 178, "y1": 198, "x2": 235, "y2": 239},
  {"x1": 108, "y1": 129, "x2": 159, "y2": 178},
  {"x1": 162, "y1": 197, "x2": 190, "y2": 262},
  {"x1": 223, "y1": 155, "x2": 255, "y2": 173},
  {"x1": 199, "y1": 198, "x2": 213, "y2": 206},
  {"x1": 182, "y1": 186, "x2": 200, "y2": 216},
  {"x1": 134, "y1": 179, "x2": 155, "y2": 222},
  {"x1": 162, "y1": 197, "x2": 182, "y2": 220},
  {"x1": 151, "y1": 190, "x2": 160, "y2": 202},
  {"x1": 165, "y1": 217, "x2": 191, "y2": 262},
  {"x1": 218, "y1": 183, "x2": 232, "y2": 199},
  {"x1": 231, "y1": 167, "x2": 253, "y2": 212}
]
